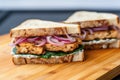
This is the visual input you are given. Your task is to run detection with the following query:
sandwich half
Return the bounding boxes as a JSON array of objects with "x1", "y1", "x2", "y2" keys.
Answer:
[
  {"x1": 10, "y1": 19, "x2": 84, "y2": 65},
  {"x1": 65, "y1": 11, "x2": 120, "y2": 49}
]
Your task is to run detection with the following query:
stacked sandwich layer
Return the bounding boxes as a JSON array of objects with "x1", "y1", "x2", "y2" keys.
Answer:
[
  {"x1": 10, "y1": 20, "x2": 84, "y2": 64},
  {"x1": 65, "y1": 11, "x2": 120, "y2": 49}
]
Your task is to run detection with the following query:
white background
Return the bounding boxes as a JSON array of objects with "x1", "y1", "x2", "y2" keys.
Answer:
[{"x1": 0, "y1": 0, "x2": 120, "y2": 10}]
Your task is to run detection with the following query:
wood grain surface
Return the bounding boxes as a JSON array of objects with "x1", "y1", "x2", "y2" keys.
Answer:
[{"x1": 0, "y1": 34, "x2": 120, "y2": 80}]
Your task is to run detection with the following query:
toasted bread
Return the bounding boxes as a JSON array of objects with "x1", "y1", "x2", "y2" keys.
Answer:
[
  {"x1": 65, "y1": 11, "x2": 119, "y2": 28},
  {"x1": 10, "y1": 19, "x2": 81, "y2": 38},
  {"x1": 12, "y1": 51, "x2": 84, "y2": 65}
]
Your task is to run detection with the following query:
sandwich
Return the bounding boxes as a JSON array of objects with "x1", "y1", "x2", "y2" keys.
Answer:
[
  {"x1": 10, "y1": 19, "x2": 84, "y2": 65},
  {"x1": 64, "y1": 11, "x2": 120, "y2": 49}
]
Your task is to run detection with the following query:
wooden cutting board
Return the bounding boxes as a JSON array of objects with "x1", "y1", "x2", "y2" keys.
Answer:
[{"x1": 0, "y1": 34, "x2": 120, "y2": 80}]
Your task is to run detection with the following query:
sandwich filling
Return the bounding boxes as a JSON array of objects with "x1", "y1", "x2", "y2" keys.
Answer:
[
  {"x1": 81, "y1": 26, "x2": 119, "y2": 40},
  {"x1": 12, "y1": 45, "x2": 83, "y2": 58},
  {"x1": 71, "y1": 25, "x2": 119, "y2": 45},
  {"x1": 11, "y1": 35, "x2": 83, "y2": 59}
]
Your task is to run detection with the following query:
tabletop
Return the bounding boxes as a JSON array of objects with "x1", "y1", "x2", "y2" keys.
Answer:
[{"x1": 0, "y1": 10, "x2": 120, "y2": 80}]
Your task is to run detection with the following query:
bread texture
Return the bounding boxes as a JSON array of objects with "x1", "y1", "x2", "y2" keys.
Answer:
[
  {"x1": 65, "y1": 11, "x2": 119, "y2": 28},
  {"x1": 84, "y1": 40, "x2": 120, "y2": 49},
  {"x1": 10, "y1": 19, "x2": 80, "y2": 38},
  {"x1": 12, "y1": 51, "x2": 84, "y2": 65}
]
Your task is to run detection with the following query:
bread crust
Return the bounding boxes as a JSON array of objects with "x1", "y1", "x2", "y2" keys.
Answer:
[
  {"x1": 12, "y1": 51, "x2": 84, "y2": 65},
  {"x1": 65, "y1": 19, "x2": 119, "y2": 28},
  {"x1": 65, "y1": 11, "x2": 119, "y2": 28},
  {"x1": 66, "y1": 19, "x2": 109, "y2": 28},
  {"x1": 12, "y1": 57, "x2": 26, "y2": 65}
]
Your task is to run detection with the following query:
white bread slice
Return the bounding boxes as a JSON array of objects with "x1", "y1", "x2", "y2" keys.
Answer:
[
  {"x1": 12, "y1": 50, "x2": 84, "y2": 65},
  {"x1": 65, "y1": 11, "x2": 119, "y2": 28},
  {"x1": 10, "y1": 19, "x2": 80, "y2": 38}
]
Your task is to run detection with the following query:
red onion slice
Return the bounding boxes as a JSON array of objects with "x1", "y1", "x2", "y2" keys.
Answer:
[
  {"x1": 61, "y1": 41, "x2": 72, "y2": 44},
  {"x1": 63, "y1": 29, "x2": 76, "y2": 42},
  {"x1": 54, "y1": 36, "x2": 71, "y2": 41},
  {"x1": 14, "y1": 38, "x2": 27, "y2": 45},
  {"x1": 81, "y1": 30, "x2": 87, "y2": 39},
  {"x1": 51, "y1": 37, "x2": 59, "y2": 43},
  {"x1": 66, "y1": 34, "x2": 76, "y2": 42},
  {"x1": 47, "y1": 36, "x2": 64, "y2": 46},
  {"x1": 93, "y1": 27, "x2": 108, "y2": 31},
  {"x1": 35, "y1": 38, "x2": 46, "y2": 46},
  {"x1": 27, "y1": 37, "x2": 39, "y2": 42},
  {"x1": 111, "y1": 26, "x2": 120, "y2": 31},
  {"x1": 86, "y1": 29, "x2": 93, "y2": 34}
]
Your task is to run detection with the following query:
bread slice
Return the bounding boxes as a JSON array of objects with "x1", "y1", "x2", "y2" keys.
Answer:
[
  {"x1": 10, "y1": 19, "x2": 81, "y2": 38},
  {"x1": 64, "y1": 11, "x2": 119, "y2": 28},
  {"x1": 84, "y1": 40, "x2": 120, "y2": 49},
  {"x1": 12, "y1": 50, "x2": 84, "y2": 65}
]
